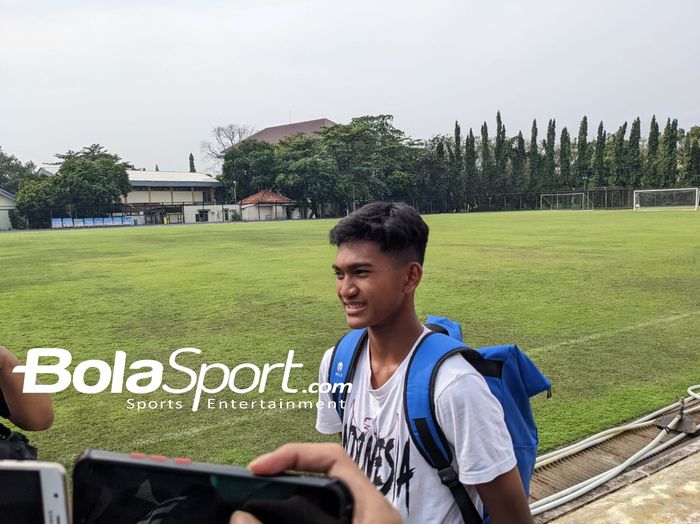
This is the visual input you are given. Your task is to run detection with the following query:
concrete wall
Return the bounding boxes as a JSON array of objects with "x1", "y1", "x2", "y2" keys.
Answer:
[
  {"x1": 123, "y1": 187, "x2": 216, "y2": 205},
  {"x1": 241, "y1": 204, "x2": 289, "y2": 221},
  {"x1": 0, "y1": 193, "x2": 16, "y2": 230},
  {"x1": 183, "y1": 204, "x2": 239, "y2": 224}
]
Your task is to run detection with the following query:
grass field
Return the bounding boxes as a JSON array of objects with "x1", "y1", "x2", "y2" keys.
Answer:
[{"x1": 0, "y1": 210, "x2": 698, "y2": 470}]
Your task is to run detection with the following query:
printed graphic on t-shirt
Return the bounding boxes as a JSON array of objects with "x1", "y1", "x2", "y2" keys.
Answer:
[{"x1": 342, "y1": 399, "x2": 415, "y2": 512}]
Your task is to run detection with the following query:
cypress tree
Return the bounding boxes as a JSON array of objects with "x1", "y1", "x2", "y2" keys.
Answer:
[
  {"x1": 526, "y1": 119, "x2": 540, "y2": 191},
  {"x1": 574, "y1": 116, "x2": 589, "y2": 187},
  {"x1": 464, "y1": 128, "x2": 478, "y2": 200},
  {"x1": 608, "y1": 122, "x2": 627, "y2": 186},
  {"x1": 189, "y1": 153, "x2": 196, "y2": 173},
  {"x1": 494, "y1": 111, "x2": 508, "y2": 193},
  {"x1": 657, "y1": 118, "x2": 679, "y2": 187},
  {"x1": 642, "y1": 115, "x2": 660, "y2": 187},
  {"x1": 480, "y1": 122, "x2": 495, "y2": 195},
  {"x1": 155, "y1": 164, "x2": 160, "y2": 172},
  {"x1": 510, "y1": 131, "x2": 526, "y2": 193},
  {"x1": 591, "y1": 121, "x2": 607, "y2": 186},
  {"x1": 627, "y1": 117, "x2": 641, "y2": 187},
  {"x1": 544, "y1": 119, "x2": 556, "y2": 190},
  {"x1": 560, "y1": 127, "x2": 572, "y2": 189}
]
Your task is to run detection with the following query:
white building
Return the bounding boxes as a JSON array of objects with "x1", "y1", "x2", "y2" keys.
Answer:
[{"x1": 0, "y1": 188, "x2": 16, "y2": 231}]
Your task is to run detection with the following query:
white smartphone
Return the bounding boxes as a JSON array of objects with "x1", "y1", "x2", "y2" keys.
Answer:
[{"x1": 0, "y1": 460, "x2": 69, "y2": 524}]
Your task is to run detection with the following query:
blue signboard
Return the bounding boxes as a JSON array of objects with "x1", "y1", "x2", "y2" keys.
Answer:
[
  {"x1": 84, "y1": 218, "x2": 94, "y2": 227},
  {"x1": 62, "y1": 218, "x2": 74, "y2": 228},
  {"x1": 51, "y1": 218, "x2": 63, "y2": 229},
  {"x1": 94, "y1": 218, "x2": 104, "y2": 226},
  {"x1": 112, "y1": 216, "x2": 123, "y2": 225},
  {"x1": 122, "y1": 216, "x2": 134, "y2": 226},
  {"x1": 74, "y1": 218, "x2": 85, "y2": 227},
  {"x1": 103, "y1": 217, "x2": 114, "y2": 226}
]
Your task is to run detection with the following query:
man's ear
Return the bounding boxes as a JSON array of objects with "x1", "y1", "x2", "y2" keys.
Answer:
[{"x1": 403, "y1": 262, "x2": 423, "y2": 293}]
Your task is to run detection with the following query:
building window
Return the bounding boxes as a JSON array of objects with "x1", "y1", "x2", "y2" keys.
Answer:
[{"x1": 195, "y1": 210, "x2": 209, "y2": 222}]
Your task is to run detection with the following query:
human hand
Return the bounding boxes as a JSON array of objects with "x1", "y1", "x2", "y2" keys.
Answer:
[{"x1": 230, "y1": 443, "x2": 401, "y2": 524}]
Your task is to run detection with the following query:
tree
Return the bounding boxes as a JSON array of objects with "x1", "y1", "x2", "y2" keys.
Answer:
[
  {"x1": 525, "y1": 119, "x2": 540, "y2": 191},
  {"x1": 591, "y1": 121, "x2": 607, "y2": 186},
  {"x1": 573, "y1": 116, "x2": 589, "y2": 187},
  {"x1": 607, "y1": 122, "x2": 627, "y2": 186},
  {"x1": 0, "y1": 147, "x2": 38, "y2": 194},
  {"x1": 543, "y1": 119, "x2": 556, "y2": 190},
  {"x1": 494, "y1": 111, "x2": 508, "y2": 194},
  {"x1": 200, "y1": 123, "x2": 256, "y2": 171},
  {"x1": 15, "y1": 177, "x2": 62, "y2": 228},
  {"x1": 627, "y1": 117, "x2": 641, "y2": 187},
  {"x1": 220, "y1": 140, "x2": 278, "y2": 202},
  {"x1": 642, "y1": 115, "x2": 660, "y2": 187},
  {"x1": 155, "y1": 164, "x2": 160, "y2": 171},
  {"x1": 479, "y1": 122, "x2": 495, "y2": 197},
  {"x1": 509, "y1": 131, "x2": 526, "y2": 193},
  {"x1": 464, "y1": 129, "x2": 478, "y2": 201},
  {"x1": 559, "y1": 127, "x2": 572, "y2": 188},
  {"x1": 275, "y1": 134, "x2": 339, "y2": 218},
  {"x1": 446, "y1": 121, "x2": 466, "y2": 209},
  {"x1": 658, "y1": 118, "x2": 679, "y2": 187},
  {"x1": 189, "y1": 153, "x2": 196, "y2": 173},
  {"x1": 679, "y1": 127, "x2": 700, "y2": 186}
]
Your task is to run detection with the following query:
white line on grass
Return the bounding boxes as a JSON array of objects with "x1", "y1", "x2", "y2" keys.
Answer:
[{"x1": 531, "y1": 311, "x2": 699, "y2": 353}]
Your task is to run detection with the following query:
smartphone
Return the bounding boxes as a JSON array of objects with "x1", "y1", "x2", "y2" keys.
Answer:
[
  {"x1": 73, "y1": 449, "x2": 353, "y2": 524},
  {"x1": 0, "y1": 460, "x2": 69, "y2": 524}
]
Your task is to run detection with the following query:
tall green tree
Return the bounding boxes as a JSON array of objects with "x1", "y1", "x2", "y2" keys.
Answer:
[
  {"x1": 559, "y1": 127, "x2": 572, "y2": 188},
  {"x1": 658, "y1": 118, "x2": 679, "y2": 187},
  {"x1": 464, "y1": 129, "x2": 478, "y2": 201},
  {"x1": 525, "y1": 119, "x2": 540, "y2": 191},
  {"x1": 480, "y1": 122, "x2": 495, "y2": 195},
  {"x1": 494, "y1": 111, "x2": 508, "y2": 193},
  {"x1": 607, "y1": 122, "x2": 628, "y2": 186},
  {"x1": 543, "y1": 119, "x2": 556, "y2": 190},
  {"x1": 591, "y1": 121, "x2": 607, "y2": 186},
  {"x1": 573, "y1": 116, "x2": 589, "y2": 187},
  {"x1": 509, "y1": 131, "x2": 527, "y2": 193},
  {"x1": 189, "y1": 153, "x2": 196, "y2": 173},
  {"x1": 627, "y1": 117, "x2": 641, "y2": 187},
  {"x1": 679, "y1": 126, "x2": 700, "y2": 186},
  {"x1": 641, "y1": 115, "x2": 660, "y2": 187}
]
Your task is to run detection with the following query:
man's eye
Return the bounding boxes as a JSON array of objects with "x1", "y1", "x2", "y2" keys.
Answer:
[
  {"x1": 334, "y1": 272, "x2": 343, "y2": 279},
  {"x1": 356, "y1": 270, "x2": 368, "y2": 276}
]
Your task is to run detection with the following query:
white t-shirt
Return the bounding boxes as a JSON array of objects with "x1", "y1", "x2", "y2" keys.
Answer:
[{"x1": 316, "y1": 327, "x2": 516, "y2": 524}]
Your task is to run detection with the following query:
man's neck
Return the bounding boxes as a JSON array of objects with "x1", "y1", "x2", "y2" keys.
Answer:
[{"x1": 367, "y1": 314, "x2": 424, "y2": 366}]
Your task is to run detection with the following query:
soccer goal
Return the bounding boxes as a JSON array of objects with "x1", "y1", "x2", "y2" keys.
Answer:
[
  {"x1": 540, "y1": 192, "x2": 591, "y2": 211},
  {"x1": 633, "y1": 188, "x2": 699, "y2": 211}
]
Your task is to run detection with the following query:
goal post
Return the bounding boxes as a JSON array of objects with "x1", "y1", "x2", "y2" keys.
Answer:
[
  {"x1": 633, "y1": 188, "x2": 699, "y2": 211},
  {"x1": 540, "y1": 192, "x2": 591, "y2": 211}
]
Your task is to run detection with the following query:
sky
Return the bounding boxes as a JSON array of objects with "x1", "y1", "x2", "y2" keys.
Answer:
[{"x1": 1, "y1": 0, "x2": 698, "y2": 173}]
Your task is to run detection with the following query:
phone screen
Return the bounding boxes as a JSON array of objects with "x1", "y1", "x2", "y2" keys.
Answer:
[
  {"x1": 0, "y1": 470, "x2": 44, "y2": 524},
  {"x1": 74, "y1": 460, "x2": 350, "y2": 524}
]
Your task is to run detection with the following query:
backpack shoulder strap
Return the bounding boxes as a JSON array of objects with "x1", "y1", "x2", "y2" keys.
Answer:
[
  {"x1": 404, "y1": 331, "x2": 484, "y2": 524},
  {"x1": 328, "y1": 329, "x2": 367, "y2": 421}
]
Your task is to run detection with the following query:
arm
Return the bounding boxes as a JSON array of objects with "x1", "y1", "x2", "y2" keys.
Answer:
[
  {"x1": 475, "y1": 467, "x2": 533, "y2": 524},
  {"x1": 0, "y1": 345, "x2": 54, "y2": 431}
]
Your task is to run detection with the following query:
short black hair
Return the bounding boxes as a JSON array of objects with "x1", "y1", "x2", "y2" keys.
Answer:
[{"x1": 329, "y1": 202, "x2": 429, "y2": 265}]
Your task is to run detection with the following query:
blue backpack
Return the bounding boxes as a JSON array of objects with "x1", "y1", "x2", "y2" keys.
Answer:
[{"x1": 328, "y1": 315, "x2": 551, "y2": 524}]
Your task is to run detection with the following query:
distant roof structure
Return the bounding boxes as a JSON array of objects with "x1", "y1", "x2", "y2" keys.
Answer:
[
  {"x1": 127, "y1": 170, "x2": 221, "y2": 188},
  {"x1": 0, "y1": 188, "x2": 16, "y2": 201},
  {"x1": 225, "y1": 118, "x2": 335, "y2": 153},
  {"x1": 239, "y1": 190, "x2": 294, "y2": 206},
  {"x1": 34, "y1": 165, "x2": 220, "y2": 188}
]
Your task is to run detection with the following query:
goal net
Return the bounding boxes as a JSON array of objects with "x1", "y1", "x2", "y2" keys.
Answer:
[
  {"x1": 540, "y1": 192, "x2": 590, "y2": 211},
  {"x1": 633, "y1": 188, "x2": 699, "y2": 211}
]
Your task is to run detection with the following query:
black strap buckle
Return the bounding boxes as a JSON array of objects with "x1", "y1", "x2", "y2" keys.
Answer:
[{"x1": 438, "y1": 467, "x2": 460, "y2": 488}]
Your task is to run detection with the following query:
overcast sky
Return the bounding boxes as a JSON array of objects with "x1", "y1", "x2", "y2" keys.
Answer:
[{"x1": 1, "y1": 0, "x2": 698, "y2": 173}]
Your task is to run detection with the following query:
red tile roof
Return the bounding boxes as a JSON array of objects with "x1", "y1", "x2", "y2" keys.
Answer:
[
  {"x1": 230, "y1": 118, "x2": 335, "y2": 151},
  {"x1": 239, "y1": 190, "x2": 294, "y2": 205}
]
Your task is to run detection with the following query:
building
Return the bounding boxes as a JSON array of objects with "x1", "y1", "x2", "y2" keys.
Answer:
[
  {"x1": 223, "y1": 118, "x2": 335, "y2": 153},
  {"x1": 36, "y1": 166, "x2": 240, "y2": 225},
  {"x1": 239, "y1": 190, "x2": 295, "y2": 221},
  {"x1": 0, "y1": 188, "x2": 16, "y2": 231}
]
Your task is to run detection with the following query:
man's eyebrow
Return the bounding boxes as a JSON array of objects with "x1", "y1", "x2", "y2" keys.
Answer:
[{"x1": 331, "y1": 262, "x2": 373, "y2": 271}]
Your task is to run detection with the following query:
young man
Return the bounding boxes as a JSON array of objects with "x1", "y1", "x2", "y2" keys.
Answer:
[{"x1": 316, "y1": 202, "x2": 533, "y2": 524}]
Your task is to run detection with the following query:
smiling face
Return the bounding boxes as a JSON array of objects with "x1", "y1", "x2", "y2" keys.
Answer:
[{"x1": 333, "y1": 240, "x2": 419, "y2": 330}]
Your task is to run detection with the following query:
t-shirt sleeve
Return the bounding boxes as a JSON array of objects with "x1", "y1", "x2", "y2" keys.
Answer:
[
  {"x1": 315, "y1": 347, "x2": 343, "y2": 434},
  {"x1": 435, "y1": 370, "x2": 517, "y2": 486},
  {"x1": 0, "y1": 387, "x2": 10, "y2": 419}
]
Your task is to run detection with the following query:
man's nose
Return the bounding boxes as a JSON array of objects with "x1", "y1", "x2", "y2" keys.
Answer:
[{"x1": 338, "y1": 276, "x2": 358, "y2": 298}]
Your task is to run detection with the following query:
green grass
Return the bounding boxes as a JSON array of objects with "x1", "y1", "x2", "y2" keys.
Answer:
[{"x1": 0, "y1": 210, "x2": 698, "y2": 470}]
